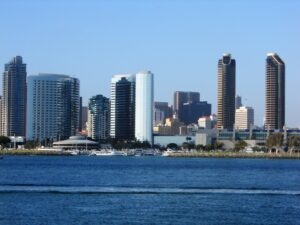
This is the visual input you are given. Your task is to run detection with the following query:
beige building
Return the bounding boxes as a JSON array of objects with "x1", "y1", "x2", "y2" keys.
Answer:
[{"x1": 235, "y1": 106, "x2": 254, "y2": 130}]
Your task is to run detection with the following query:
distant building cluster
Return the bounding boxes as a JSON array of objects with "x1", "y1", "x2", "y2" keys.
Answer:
[{"x1": 0, "y1": 53, "x2": 287, "y2": 148}]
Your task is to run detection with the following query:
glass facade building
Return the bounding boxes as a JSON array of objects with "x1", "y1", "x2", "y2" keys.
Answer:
[
  {"x1": 110, "y1": 74, "x2": 135, "y2": 140},
  {"x1": 87, "y1": 95, "x2": 110, "y2": 141},
  {"x1": 26, "y1": 74, "x2": 80, "y2": 141},
  {"x1": 173, "y1": 91, "x2": 200, "y2": 121},
  {"x1": 1, "y1": 56, "x2": 27, "y2": 137}
]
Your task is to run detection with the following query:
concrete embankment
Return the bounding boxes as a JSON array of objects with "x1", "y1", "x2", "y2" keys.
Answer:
[{"x1": 168, "y1": 152, "x2": 300, "y2": 159}]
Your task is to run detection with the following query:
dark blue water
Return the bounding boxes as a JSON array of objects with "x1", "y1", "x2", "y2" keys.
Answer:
[{"x1": 0, "y1": 156, "x2": 299, "y2": 225}]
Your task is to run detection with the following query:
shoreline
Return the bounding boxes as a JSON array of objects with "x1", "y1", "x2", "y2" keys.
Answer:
[
  {"x1": 0, "y1": 149, "x2": 300, "y2": 159},
  {"x1": 167, "y1": 152, "x2": 300, "y2": 159},
  {"x1": 0, "y1": 150, "x2": 73, "y2": 156}
]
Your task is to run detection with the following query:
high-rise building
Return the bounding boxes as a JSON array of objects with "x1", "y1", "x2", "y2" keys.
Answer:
[
  {"x1": 26, "y1": 74, "x2": 80, "y2": 141},
  {"x1": 181, "y1": 101, "x2": 211, "y2": 125},
  {"x1": 154, "y1": 108, "x2": 165, "y2": 126},
  {"x1": 154, "y1": 102, "x2": 172, "y2": 125},
  {"x1": 0, "y1": 96, "x2": 2, "y2": 131},
  {"x1": 81, "y1": 106, "x2": 88, "y2": 131},
  {"x1": 265, "y1": 53, "x2": 285, "y2": 130},
  {"x1": 110, "y1": 74, "x2": 135, "y2": 140},
  {"x1": 87, "y1": 95, "x2": 110, "y2": 141},
  {"x1": 79, "y1": 97, "x2": 88, "y2": 132},
  {"x1": 135, "y1": 71, "x2": 154, "y2": 144},
  {"x1": 235, "y1": 106, "x2": 254, "y2": 130},
  {"x1": 235, "y1": 95, "x2": 242, "y2": 109},
  {"x1": 217, "y1": 53, "x2": 236, "y2": 129},
  {"x1": 1, "y1": 56, "x2": 27, "y2": 137},
  {"x1": 154, "y1": 102, "x2": 172, "y2": 119},
  {"x1": 173, "y1": 91, "x2": 200, "y2": 121}
]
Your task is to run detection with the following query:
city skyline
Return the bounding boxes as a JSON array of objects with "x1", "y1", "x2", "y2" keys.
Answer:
[{"x1": 0, "y1": 0, "x2": 299, "y2": 127}]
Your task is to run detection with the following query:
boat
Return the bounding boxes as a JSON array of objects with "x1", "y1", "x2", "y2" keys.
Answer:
[
  {"x1": 162, "y1": 149, "x2": 179, "y2": 157},
  {"x1": 126, "y1": 149, "x2": 136, "y2": 156},
  {"x1": 89, "y1": 149, "x2": 125, "y2": 156},
  {"x1": 64, "y1": 150, "x2": 80, "y2": 155}
]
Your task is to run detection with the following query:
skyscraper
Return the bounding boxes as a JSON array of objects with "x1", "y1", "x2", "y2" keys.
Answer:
[
  {"x1": 265, "y1": 53, "x2": 285, "y2": 130},
  {"x1": 135, "y1": 71, "x2": 154, "y2": 144},
  {"x1": 26, "y1": 74, "x2": 80, "y2": 141},
  {"x1": 87, "y1": 95, "x2": 110, "y2": 141},
  {"x1": 217, "y1": 53, "x2": 236, "y2": 129},
  {"x1": 110, "y1": 74, "x2": 135, "y2": 140},
  {"x1": 181, "y1": 101, "x2": 211, "y2": 125},
  {"x1": 81, "y1": 106, "x2": 88, "y2": 131},
  {"x1": 235, "y1": 95, "x2": 242, "y2": 109},
  {"x1": 173, "y1": 91, "x2": 200, "y2": 121},
  {"x1": 1, "y1": 56, "x2": 27, "y2": 137}
]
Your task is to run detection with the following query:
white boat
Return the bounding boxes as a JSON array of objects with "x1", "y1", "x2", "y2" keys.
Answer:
[
  {"x1": 162, "y1": 149, "x2": 180, "y2": 157},
  {"x1": 89, "y1": 149, "x2": 125, "y2": 156},
  {"x1": 64, "y1": 150, "x2": 80, "y2": 155}
]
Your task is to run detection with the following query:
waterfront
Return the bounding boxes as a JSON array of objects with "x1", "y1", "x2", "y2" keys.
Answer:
[{"x1": 0, "y1": 156, "x2": 299, "y2": 225}]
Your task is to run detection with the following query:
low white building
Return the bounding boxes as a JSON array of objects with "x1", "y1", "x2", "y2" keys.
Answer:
[
  {"x1": 154, "y1": 136, "x2": 195, "y2": 147},
  {"x1": 195, "y1": 129, "x2": 217, "y2": 146},
  {"x1": 198, "y1": 117, "x2": 212, "y2": 129}
]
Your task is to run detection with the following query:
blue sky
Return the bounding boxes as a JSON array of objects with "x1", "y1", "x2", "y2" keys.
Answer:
[{"x1": 0, "y1": 0, "x2": 299, "y2": 127}]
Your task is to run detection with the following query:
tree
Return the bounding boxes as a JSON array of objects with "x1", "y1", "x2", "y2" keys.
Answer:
[
  {"x1": 216, "y1": 142, "x2": 224, "y2": 150},
  {"x1": 166, "y1": 143, "x2": 178, "y2": 150},
  {"x1": 182, "y1": 142, "x2": 189, "y2": 150},
  {"x1": 196, "y1": 144, "x2": 204, "y2": 151},
  {"x1": 0, "y1": 136, "x2": 11, "y2": 150},
  {"x1": 234, "y1": 140, "x2": 247, "y2": 151},
  {"x1": 24, "y1": 140, "x2": 39, "y2": 149},
  {"x1": 287, "y1": 136, "x2": 300, "y2": 154},
  {"x1": 204, "y1": 144, "x2": 212, "y2": 151},
  {"x1": 266, "y1": 133, "x2": 283, "y2": 154}
]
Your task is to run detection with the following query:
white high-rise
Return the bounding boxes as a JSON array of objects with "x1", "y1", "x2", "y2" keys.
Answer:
[
  {"x1": 135, "y1": 71, "x2": 154, "y2": 144},
  {"x1": 235, "y1": 106, "x2": 254, "y2": 130}
]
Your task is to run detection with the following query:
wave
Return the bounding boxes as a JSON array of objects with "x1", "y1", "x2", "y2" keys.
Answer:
[{"x1": 0, "y1": 185, "x2": 299, "y2": 195}]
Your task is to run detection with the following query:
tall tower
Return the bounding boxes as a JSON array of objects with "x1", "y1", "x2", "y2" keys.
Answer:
[
  {"x1": 217, "y1": 53, "x2": 236, "y2": 129},
  {"x1": 26, "y1": 74, "x2": 80, "y2": 141},
  {"x1": 265, "y1": 53, "x2": 285, "y2": 130},
  {"x1": 135, "y1": 71, "x2": 154, "y2": 144},
  {"x1": 110, "y1": 74, "x2": 135, "y2": 140},
  {"x1": 87, "y1": 95, "x2": 110, "y2": 141},
  {"x1": 1, "y1": 56, "x2": 27, "y2": 137}
]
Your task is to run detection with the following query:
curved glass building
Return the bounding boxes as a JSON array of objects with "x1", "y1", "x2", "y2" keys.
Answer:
[{"x1": 26, "y1": 74, "x2": 80, "y2": 141}]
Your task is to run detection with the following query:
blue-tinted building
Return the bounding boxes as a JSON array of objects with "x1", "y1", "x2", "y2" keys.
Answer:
[{"x1": 26, "y1": 74, "x2": 80, "y2": 141}]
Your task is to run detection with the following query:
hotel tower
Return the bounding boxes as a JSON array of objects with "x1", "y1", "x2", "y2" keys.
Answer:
[
  {"x1": 217, "y1": 53, "x2": 236, "y2": 129},
  {"x1": 265, "y1": 53, "x2": 285, "y2": 130}
]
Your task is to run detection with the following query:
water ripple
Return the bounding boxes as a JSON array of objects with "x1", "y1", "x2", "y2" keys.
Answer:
[{"x1": 0, "y1": 185, "x2": 299, "y2": 195}]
